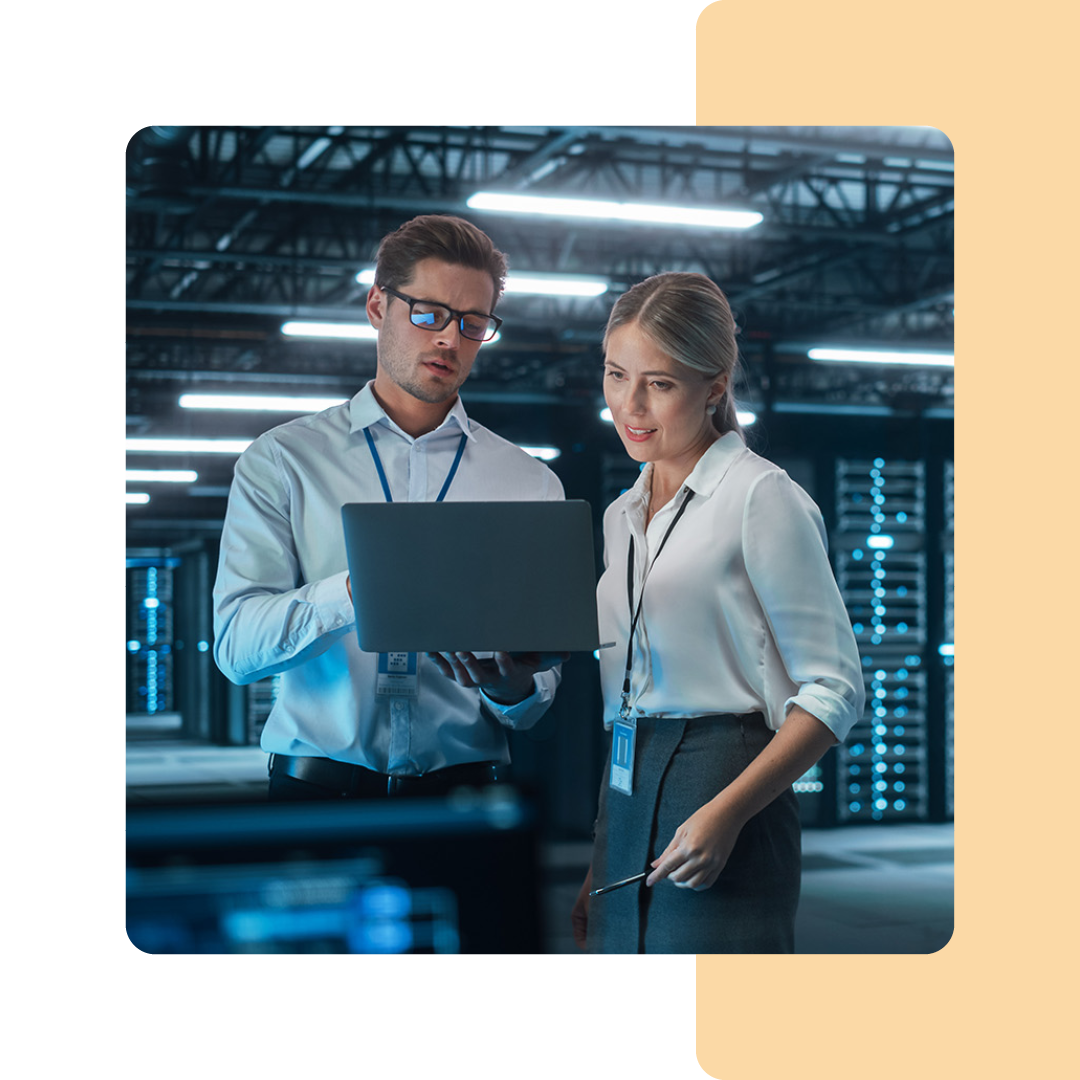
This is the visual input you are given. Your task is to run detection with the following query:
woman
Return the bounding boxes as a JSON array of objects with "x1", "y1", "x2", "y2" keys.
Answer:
[{"x1": 572, "y1": 273, "x2": 864, "y2": 953}]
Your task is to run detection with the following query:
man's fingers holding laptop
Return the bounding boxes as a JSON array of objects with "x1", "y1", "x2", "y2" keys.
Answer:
[{"x1": 425, "y1": 650, "x2": 570, "y2": 705}]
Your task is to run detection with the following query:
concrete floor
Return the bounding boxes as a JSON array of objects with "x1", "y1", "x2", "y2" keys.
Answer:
[{"x1": 127, "y1": 742, "x2": 953, "y2": 955}]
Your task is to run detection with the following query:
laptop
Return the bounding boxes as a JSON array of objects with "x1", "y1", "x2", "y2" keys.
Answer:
[{"x1": 341, "y1": 500, "x2": 607, "y2": 653}]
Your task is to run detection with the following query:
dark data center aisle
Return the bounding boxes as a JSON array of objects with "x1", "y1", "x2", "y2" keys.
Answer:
[{"x1": 127, "y1": 745, "x2": 952, "y2": 956}]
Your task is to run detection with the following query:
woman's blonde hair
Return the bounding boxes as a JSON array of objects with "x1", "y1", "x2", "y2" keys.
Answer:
[{"x1": 603, "y1": 272, "x2": 743, "y2": 437}]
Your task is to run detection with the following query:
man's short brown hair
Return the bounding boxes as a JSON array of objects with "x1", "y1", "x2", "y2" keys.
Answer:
[{"x1": 374, "y1": 214, "x2": 508, "y2": 311}]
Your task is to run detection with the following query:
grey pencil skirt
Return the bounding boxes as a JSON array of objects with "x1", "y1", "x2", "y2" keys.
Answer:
[{"x1": 587, "y1": 712, "x2": 801, "y2": 954}]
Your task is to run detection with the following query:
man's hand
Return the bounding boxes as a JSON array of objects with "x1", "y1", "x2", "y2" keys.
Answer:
[{"x1": 425, "y1": 650, "x2": 569, "y2": 705}]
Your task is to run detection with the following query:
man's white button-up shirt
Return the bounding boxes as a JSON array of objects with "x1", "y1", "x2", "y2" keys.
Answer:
[{"x1": 213, "y1": 382, "x2": 565, "y2": 774}]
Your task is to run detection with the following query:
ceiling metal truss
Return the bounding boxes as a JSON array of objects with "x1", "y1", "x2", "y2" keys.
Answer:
[{"x1": 128, "y1": 125, "x2": 954, "y2": 364}]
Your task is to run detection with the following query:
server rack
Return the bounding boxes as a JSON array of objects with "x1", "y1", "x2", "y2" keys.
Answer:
[
  {"x1": 126, "y1": 556, "x2": 180, "y2": 725},
  {"x1": 125, "y1": 548, "x2": 327, "y2": 751},
  {"x1": 834, "y1": 458, "x2": 930, "y2": 822}
]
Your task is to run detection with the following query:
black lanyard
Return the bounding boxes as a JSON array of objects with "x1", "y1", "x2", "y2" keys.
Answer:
[{"x1": 620, "y1": 487, "x2": 695, "y2": 720}]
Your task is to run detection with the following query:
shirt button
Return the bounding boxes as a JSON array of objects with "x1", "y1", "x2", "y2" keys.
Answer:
[{"x1": 283, "y1": 642, "x2": 295, "y2": 652}]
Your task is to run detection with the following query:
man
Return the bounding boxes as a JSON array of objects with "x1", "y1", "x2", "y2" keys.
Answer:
[{"x1": 213, "y1": 214, "x2": 566, "y2": 800}]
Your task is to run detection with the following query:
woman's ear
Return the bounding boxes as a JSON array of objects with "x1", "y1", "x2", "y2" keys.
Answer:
[{"x1": 707, "y1": 374, "x2": 729, "y2": 410}]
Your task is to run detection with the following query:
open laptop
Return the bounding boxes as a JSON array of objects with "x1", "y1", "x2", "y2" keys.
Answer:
[{"x1": 342, "y1": 500, "x2": 608, "y2": 653}]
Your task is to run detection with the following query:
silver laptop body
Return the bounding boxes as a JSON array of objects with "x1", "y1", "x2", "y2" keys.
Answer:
[{"x1": 342, "y1": 500, "x2": 604, "y2": 653}]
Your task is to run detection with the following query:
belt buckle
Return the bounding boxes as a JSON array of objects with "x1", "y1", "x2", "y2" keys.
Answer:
[{"x1": 386, "y1": 774, "x2": 414, "y2": 797}]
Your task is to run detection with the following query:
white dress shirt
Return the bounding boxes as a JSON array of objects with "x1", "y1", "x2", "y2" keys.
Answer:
[
  {"x1": 597, "y1": 432, "x2": 864, "y2": 741},
  {"x1": 213, "y1": 381, "x2": 565, "y2": 774}
]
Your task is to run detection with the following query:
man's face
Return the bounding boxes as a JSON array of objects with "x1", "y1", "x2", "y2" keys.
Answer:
[{"x1": 367, "y1": 258, "x2": 496, "y2": 407}]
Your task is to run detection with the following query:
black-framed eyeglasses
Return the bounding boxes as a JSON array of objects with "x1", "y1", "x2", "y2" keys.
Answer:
[{"x1": 380, "y1": 284, "x2": 502, "y2": 342}]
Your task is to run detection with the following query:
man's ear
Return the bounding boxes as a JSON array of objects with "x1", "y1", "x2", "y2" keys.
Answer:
[{"x1": 366, "y1": 284, "x2": 386, "y2": 329}]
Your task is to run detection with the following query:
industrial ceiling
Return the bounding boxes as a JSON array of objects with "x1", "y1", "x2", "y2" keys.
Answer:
[{"x1": 126, "y1": 125, "x2": 953, "y2": 542}]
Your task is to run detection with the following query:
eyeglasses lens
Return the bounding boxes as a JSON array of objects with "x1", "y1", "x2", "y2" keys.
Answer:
[
  {"x1": 409, "y1": 302, "x2": 495, "y2": 341},
  {"x1": 461, "y1": 316, "x2": 496, "y2": 341}
]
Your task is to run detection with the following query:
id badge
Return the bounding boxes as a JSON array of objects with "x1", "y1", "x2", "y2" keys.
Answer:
[
  {"x1": 376, "y1": 651, "x2": 419, "y2": 697},
  {"x1": 609, "y1": 716, "x2": 637, "y2": 795}
]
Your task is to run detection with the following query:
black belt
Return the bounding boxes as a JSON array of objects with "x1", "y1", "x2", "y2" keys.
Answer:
[{"x1": 270, "y1": 753, "x2": 503, "y2": 798}]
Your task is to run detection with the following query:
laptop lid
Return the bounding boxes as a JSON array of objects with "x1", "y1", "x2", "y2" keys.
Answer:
[{"x1": 342, "y1": 500, "x2": 605, "y2": 653}]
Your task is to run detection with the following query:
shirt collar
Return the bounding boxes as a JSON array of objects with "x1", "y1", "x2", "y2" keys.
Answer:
[
  {"x1": 622, "y1": 430, "x2": 746, "y2": 516},
  {"x1": 349, "y1": 380, "x2": 476, "y2": 442},
  {"x1": 682, "y1": 430, "x2": 746, "y2": 497}
]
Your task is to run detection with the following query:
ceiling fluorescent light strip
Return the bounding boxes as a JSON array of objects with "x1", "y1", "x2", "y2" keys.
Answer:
[
  {"x1": 518, "y1": 446, "x2": 561, "y2": 461},
  {"x1": 126, "y1": 438, "x2": 253, "y2": 454},
  {"x1": 808, "y1": 347, "x2": 954, "y2": 367},
  {"x1": 281, "y1": 321, "x2": 378, "y2": 340},
  {"x1": 467, "y1": 192, "x2": 762, "y2": 230},
  {"x1": 355, "y1": 266, "x2": 608, "y2": 298},
  {"x1": 128, "y1": 435, "x2": 546, "y2": 457},
  {"x1": 125, "y1": 469, "x2": 198, "y2": 483},
  {"x1": 179, "y1": 394, "x2": 347, "y2": 412},
  {"x1": 282, "y1": 321, "x2": 500, "y2": 346},
  {"x1": 503, "y1": 274, "x2": 608, "y2": 298}
]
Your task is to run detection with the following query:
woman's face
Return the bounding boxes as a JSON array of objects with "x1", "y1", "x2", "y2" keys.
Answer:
[{"x1": 603, "y1": 321, "x2": 725, "y2": 473}]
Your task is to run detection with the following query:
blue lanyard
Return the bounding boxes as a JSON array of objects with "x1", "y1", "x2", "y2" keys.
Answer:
[{"x1": 363, "y1": 427, "x2": 468, "y2": 503}]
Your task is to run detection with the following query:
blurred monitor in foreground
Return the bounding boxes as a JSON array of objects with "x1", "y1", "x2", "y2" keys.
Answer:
[{"x1": 127, "y1": 786, "x2": 541, "y2": 954}]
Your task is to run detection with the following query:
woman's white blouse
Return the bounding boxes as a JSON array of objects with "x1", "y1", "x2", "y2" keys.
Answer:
[{"x1": 596, "y1": 432, "x2": 865, "y2": 741}]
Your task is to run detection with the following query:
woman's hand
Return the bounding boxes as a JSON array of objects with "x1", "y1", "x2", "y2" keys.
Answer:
[
  {"x1": 571, "y1": 864, "x2": 593, "y2": 949},
  {"x1": 645, "y1": 799, "x2": 743, "y2": 891},
  {"x1": 645, "y1": 708, "x2": 838, "y2": 891}
]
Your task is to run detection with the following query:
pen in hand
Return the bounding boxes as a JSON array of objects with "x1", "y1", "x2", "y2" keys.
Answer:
[{"x1": 589, "y1": 871, "x2": 647, "y2": 897}]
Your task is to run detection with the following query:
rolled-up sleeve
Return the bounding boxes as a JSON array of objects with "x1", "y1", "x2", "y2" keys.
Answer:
[
  {"x1": 743, "y1": 470, "x2": 865, "y2": 742},
  {"x1": 213, "y1": 436, "x2": 354, "y2": 685}
]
